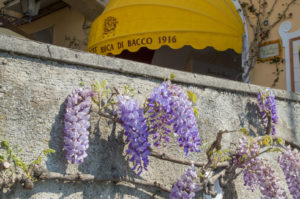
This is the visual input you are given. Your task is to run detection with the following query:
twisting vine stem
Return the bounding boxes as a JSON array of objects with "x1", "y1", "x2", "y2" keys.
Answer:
[
  {"x1": 238, "y1": 0, "x2": 297, "y2": 81},
  {"x1": 1, "y1": 81, "x2": 300, "y2": 199}
]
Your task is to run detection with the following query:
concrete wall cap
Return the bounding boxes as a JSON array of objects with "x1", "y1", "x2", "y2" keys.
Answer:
[{"x1": 0, "y1": 34, "x2": 299, "y2": 102}]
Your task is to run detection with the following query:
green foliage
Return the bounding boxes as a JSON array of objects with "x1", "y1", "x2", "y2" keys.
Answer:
[
  {"x1": 92, "y1": 80, "x2": 110, "y2": 104},
  {"x1": 186, "y1": 90, "x2": 200, "y2": 118},
  {"x1": 100, "y1": 80, "x2": 107, "y2": 90},
  {"x1": 193, "y1": 107, "x2": 199, "y2": 118},
  {"x1": 124, "y1": 84, "x2": 134, "y2": 96},
  {"x1": 169, "y1": 73, "x2": 176, "y2": 81},
  {"x1": 211, "y1": 149, "x2": 231, "y2": 167},
  {"x1": 0, "y1": 154, "x2": 4, "y2": 161},
  {"x1": 11, "y1": 153, "x2": 29, "y2": 177},
  {"x1": 92, "y1": 81, "x2": 100, "y2": 93},
  {"x1": 240, "y1": 128, "x2": 249, "y2": 136},
  {"x1": 187, "y1": 91, "x2": 197, "y2": 104},
  {"x1": 1, "y1": 139, "x2": 30, "y2": 178},
  {"x1": 31, "y1": 148, "x2": 56, "y2": 165},
  {"x1": 268, "y1": 147, "x2": 282, "y2": 153},
  {"x1": 31, "y1": 156, "x2": 42, "y2": 165},
  {"x1": 198, "y1": 171, "x2": 205, "y2": 178},
  {"x1": 275, "y1": 137, "x2": 284, "y2": 145},
  {"x1": 79, "y1": 81, "x2": 86, "y2": 86},
  {"x1": 241, "y1": 154, "x2": 248, "y2": 162},
  {"x1": 258, "y1": 135, "x2": 273, "y2": 147},
  {"x1": 0, "y1": 139, "x2": 55, "y2": 179},
  {"x1": 43, "y1": 148, "x2": 56, "y2": 156},
  {"x1": 163, "y1": 73, "x2": 176, "y2": 81}
]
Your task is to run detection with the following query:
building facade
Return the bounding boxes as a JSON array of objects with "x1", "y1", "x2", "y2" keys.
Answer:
[{"x1": 1, "y1": 0, "x2": 300, "y2": 91}]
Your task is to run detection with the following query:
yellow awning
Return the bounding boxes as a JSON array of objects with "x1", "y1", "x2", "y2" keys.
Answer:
[{"x1": 87, "y1": 0, "x2": 244, "y2": 55}]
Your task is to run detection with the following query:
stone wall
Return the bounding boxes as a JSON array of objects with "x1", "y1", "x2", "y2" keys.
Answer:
[{"x1": 0, "y1": 35, "x2": 299, "y2": 199}]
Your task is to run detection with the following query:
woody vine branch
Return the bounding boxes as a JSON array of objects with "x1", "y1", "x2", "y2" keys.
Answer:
[
  {"x1": 238, "y1": 0, "x2": 297, "y2": 82},
  {"x1": 0, "y1": 78, "x2": 299, "y2": 199}
]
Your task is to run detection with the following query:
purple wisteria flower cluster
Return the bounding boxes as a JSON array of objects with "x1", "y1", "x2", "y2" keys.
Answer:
[
  {"x1": 169, "y1": 164, "x2": 200, "y2": 199},
  {"x1": 258, "y1": 163, "x2": 288, "y2": 199},
  {"x1": 116, "y1": 95, "x2": 150, "y2": 175},
  {"x1": 278, "y1": 147, "x2": 300, "y2": 199},
  {"x1": 257, "y1": 88, "x2": 278, "y2": 135},
  {"x1": 64, "y1": 87, "x2": 93, "y2": 164},
  {"x1": 233, "y1": 137, "x2": 261, "y2": 191},
  {"x1": 234, "y1": 138, "x2": 287, "y2": 199},
  {"x1": 147, "y1": 81, "x2": 201, "y2": 156}
]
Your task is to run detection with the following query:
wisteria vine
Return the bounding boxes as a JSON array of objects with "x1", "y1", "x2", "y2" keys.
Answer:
[
  {"x1": 58, "y1": 80, "x2": 300, "y2": 199},
  {"x1": 233, "y1": 138, "x2": 288, "y2": 199},
  {"x1": 2, "y1": 78, "x2": 299, "y2": 199}
]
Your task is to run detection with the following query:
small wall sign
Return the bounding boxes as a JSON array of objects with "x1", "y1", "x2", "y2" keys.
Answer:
[{"x1": 258, "y1": 40, "x2": 282, "y2": 61}]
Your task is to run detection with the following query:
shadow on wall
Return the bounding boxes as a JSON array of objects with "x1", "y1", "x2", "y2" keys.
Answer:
[
  {"x1": 44, "y1": 101, "x2": 166, "y2": 198},
  {"x1": 47, "y1": 99, "x2": 68, "y2": 173},
  {"x1": 219, "y1": 100, "x2": 264, "y2": 199},
  {"x1": 0, "y1": 92, "x2": 167, "y2": 199},
  {"x1": 238, "y1": 101, "x2": 265, "y2": 137}
]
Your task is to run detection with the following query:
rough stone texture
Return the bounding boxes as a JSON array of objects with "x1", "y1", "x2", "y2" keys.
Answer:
[{"x1": 0, "y1": 35, "x2": 299, "y2": 198}]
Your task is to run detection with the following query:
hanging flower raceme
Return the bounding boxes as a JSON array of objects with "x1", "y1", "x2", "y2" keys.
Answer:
[
  {"x1": 257, "y1": 88, "x2": 278, "y2": 135},
  {"x1": 147, "y1": 81, "x2": 201, "y2": 156},
  {"x1": 278, "y1": 147, "x2": 300, "y2": 199},
  {"x1": 233, "y1": 137, "x2": 261, "y2": 191},
  {"x1": 233, "y1": 138, "x2": 287, "y2": 199},
  {"x1": 258, "y1": 163, "x2": 288, "y2": 199},
  {"x1": 116, "y1": 95, "x2": 150, "y2": 175},
  {"x1": 64, "y1": 87, "x2": 94, "y2": 164},
  {"x1": 169, "y1": 164, "x2": 200, "y2": 199}
]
